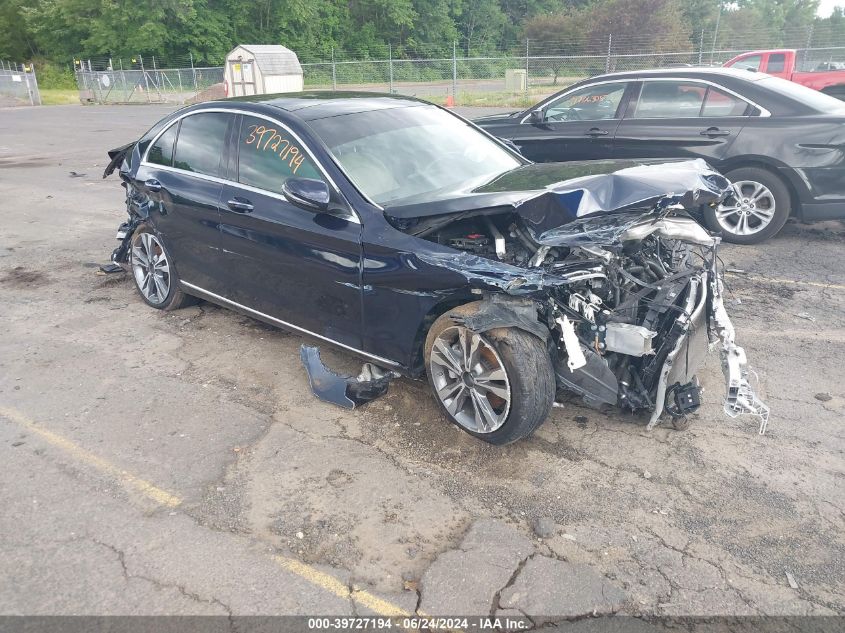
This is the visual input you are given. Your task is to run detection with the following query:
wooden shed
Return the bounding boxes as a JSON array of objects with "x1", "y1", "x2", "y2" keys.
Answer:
[{"x1": 224, "y1": 45, "x2": 303, "y2": 97}]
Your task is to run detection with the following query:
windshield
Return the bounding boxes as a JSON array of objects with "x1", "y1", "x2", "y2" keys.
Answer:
[
  {"x1": 308, "y1": 105, "x2": 522, "y2": 206},
  {"x1": 755, "y1": 76, "x2": 845, "y2": 113}
]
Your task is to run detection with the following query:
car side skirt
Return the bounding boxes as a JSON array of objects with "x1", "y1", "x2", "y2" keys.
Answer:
[{"x1": 179, "y1": 281, "x2": 405, "y2": 371}]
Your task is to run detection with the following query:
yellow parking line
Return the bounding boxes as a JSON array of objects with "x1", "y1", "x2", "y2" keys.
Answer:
[
  {"x1": 725, "y1": 271, "x2": 845, "y2": 291},
  {"x1": 273, "y1": 555, "x2": 412, "y2": 617},
  {"x1": 1, "y1": 406, "x2": 182, "y2": 507},
  {"x1": 1, "y1": 406, "x2": 412, "y2": 618}
]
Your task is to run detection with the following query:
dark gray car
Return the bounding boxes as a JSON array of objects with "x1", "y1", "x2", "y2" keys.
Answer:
[{"x1": 475, "y1": 68, "x2": 845, "y2": 244}]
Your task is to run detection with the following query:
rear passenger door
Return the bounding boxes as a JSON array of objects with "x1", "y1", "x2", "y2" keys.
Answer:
[
  {"x1": 218, "y1": 114, "x2": 364, "y2": 350},
  {"x1": 612, "y1": 80, "x2": 750, "y2": 164},
  {"x1": 137, "y1": 111, "x2": 232, "y2": 292}
]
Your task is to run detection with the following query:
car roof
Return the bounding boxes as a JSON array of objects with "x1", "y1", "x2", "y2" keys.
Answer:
[
  {"x1": 216, "y1": 90, "x2": 430, "y2": 121},
  {"x1": 582, "y1": 67, "x2": 769, "y2": 83}
]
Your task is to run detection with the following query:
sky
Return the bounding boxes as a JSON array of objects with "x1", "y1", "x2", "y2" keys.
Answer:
[{"x1": 817, "y1": 0, "x2": 844, "y2": 16}]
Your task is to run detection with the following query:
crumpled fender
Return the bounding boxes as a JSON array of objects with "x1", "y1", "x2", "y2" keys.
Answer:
[{"x1": 450, "y1": 295, "x2": 551, "y2": 342}]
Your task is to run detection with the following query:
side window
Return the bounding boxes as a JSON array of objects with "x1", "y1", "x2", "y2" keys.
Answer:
[
  {"x1": 632, "y1": 81, "x2": 705, "y2": 118},
  {"x1": 238, "y1": 115, "x2": 323, "y2": 194},
  {"x1": 147, "y1": 122, "x2": 178, "y2": 166},
  {"x1": 701, "y1": 87, "x2": 750, "y2": 117},
  {"x1": 729, "y1": 55, "x2": 762, "y2": 72},
  {"x1": 766, "y1": 53, "x2": 786, "y2": 73},
  {"x1": 172, "y1": 112, "x2": 230, "y2": 177},
  {"x1": 542, "y1": 83, "x2": 627, "y2": 122}
]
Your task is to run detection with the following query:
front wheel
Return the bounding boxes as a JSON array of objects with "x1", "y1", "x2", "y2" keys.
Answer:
[
  {"x1": 424, "y1": 303, "x2": 556, "y2": 445},
  {"x1": 703, "y1": 167, "x2": 791, "y2": 244}
]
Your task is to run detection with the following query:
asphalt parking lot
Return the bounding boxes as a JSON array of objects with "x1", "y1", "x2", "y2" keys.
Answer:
[{"x1": 1, "y1": 103, "x2": 844, "y2": 622}]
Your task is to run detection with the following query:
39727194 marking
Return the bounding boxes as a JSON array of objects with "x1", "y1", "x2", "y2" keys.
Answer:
[{"x1": 307, "y1": 617, "x2": 395, "y2": 630}]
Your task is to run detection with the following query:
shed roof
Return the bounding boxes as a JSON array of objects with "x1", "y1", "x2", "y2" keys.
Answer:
[{"x1": 230, "y1": 45, "x2": 302, "y2": 76}]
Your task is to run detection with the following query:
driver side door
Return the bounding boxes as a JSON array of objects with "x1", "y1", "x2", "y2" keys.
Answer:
[{"x1": 509, "y1": 82, "x2": 632, "y2": 162}]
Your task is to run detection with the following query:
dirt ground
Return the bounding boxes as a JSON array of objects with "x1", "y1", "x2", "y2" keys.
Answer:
[{"x1": 1, "y1": 104, "x2": 843, "y2": 622}]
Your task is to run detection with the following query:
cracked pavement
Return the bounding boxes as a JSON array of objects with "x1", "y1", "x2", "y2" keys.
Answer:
[{"x1": 0, "y1": 104, "x2": 843, "y2": 620}]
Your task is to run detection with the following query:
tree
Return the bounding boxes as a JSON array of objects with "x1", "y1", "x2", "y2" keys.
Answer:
[
  {"x1": 587, "y1": 0, "x2": 692, "y2": 55},
  {"x1": 523, "y1": 10, "x2": 591, "y2": 83}
]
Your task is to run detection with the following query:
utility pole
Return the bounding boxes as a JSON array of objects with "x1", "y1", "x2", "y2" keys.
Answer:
[{"x1": 711, "y1": 4, "x2": 723, "y2": 64}]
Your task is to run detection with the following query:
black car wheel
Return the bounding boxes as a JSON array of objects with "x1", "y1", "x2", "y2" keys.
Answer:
[
  {"x1": 424, "y1": 302, "x2": 556, "y2": 445},
  {"x1": 129, "y1": 224, "x2": 196, "y2": 310},
  {"x1": 703, "y1": 167, "x2": 791, "y2": 244}
]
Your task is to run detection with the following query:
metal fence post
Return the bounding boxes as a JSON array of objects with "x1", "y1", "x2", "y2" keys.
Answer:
[
  {"x1": 605, "y1": 34, "x2": 612, "y2": 73},
  {"x1": 525, "y1": 39, "x2": 529, "y2": 95},
  {"x1": 698, "y1": 29, "x2": 704, "y2": 65},
  {"x1": 119, "y1": 58, "x2": 128, "y2": 101},
  {"x1": 23, "y1": 65, "x2": 34, "y2": 106},
  {"x1": 139, "y1": 55, "x2": 151, "y2": 102},
  {"x1": 388, "y1": 43, "x2": 394, "y2": 93},
  {"x1": 331, "y1": 47, "x2": 337, "y2": 90},
  {"x1": 189, "y1": 53, "x2": 198, "y2": 96},
  {"x1": 453, "y1": 41, "x2": 458, "y2": 101}
]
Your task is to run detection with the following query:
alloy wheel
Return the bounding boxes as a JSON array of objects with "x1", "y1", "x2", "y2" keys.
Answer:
[
  {"x1": 131, "y1": 232, "x2": 170, "y2": 304},
  {"x1": 715, "y1": 180, "x2": 776, "y2": 237},
  {"x1": 429, "y1": 326, "x2": 511, "y2": 434}
]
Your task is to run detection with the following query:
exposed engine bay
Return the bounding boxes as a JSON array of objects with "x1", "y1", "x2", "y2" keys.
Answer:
[{"x1": 388, "y1": 160, "x2": 770, "y2": 431}]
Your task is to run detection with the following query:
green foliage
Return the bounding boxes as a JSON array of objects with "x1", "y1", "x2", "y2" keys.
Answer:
[
  {"x1": 33, "y1": 59, "x2": 77, "y2": 88},
  {"x1": 0, "y1": 0, "x2": 839, "y2": 67}
]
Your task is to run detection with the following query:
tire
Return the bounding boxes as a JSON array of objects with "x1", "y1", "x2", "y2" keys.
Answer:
[
  {"x1": 423, "y1": 302, "x2": 556, "y2": 445},
  {"x1": 129, "y1": 223, "x2": 197, "y2": 311},
  {"x1": 703, "y1": 167, "x2": 791, "y2": 244}
]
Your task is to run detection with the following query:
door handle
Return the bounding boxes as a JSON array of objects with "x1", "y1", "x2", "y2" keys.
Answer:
[
  {"x1": 700, "y1": 127, "x2": 731, "y2": 137},
  {"x1": 227, "y1": 198, "x2": 254, "y2": 213},
  {"x1": 144, "y1": 178, "x2": 162, "y2": 192},
  {"x1": 584, "y1": 128, "x2": 609, "y2": 137}
]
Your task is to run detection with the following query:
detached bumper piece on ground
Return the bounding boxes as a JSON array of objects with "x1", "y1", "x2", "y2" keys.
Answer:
[{"x1": 300, "y1": 345, "x2": 398, "y2": 409}]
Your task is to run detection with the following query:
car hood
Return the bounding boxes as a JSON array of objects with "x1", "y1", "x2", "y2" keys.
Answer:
[
  {"x1": 384, "y1": 160, "x2": 645, "y2": 218},
  {"x1": 384, "y1": 159, "x2": 729, "y2": 229}
]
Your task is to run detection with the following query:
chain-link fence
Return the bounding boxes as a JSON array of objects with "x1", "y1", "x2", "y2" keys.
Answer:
[
  {"x1": 69, "y1": 22, "x2": 845, "y2": 106},
  {"x1": 0, "y1": 61, "x2": 41, "y2": 107},
  {"x1": 73, "y1": 54, "x2": 223, "y2": 105}
]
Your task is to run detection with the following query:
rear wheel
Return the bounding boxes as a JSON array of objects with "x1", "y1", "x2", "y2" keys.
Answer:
[
  {"x1": 130, "y1": 224, "x2": 197, "y2": 310},
  {"x1": 424, "y1": 303, "x2": 556, "y2": 445},
  {"x1": 703, "y1": 167, "x2": 791, "y2": 244}
]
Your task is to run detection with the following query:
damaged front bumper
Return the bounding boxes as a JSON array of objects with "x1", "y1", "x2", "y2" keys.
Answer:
[
  {"x1": 645, "y1": 267, "x2": 769, "y2": 432},
  {"x1": 709, "y1": 279, "x2": 771, "y2": 434}
]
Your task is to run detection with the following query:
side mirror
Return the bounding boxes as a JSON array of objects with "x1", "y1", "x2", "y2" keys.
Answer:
[
  {"x1": 529, "y1": 109, "x2": 544, "y2": 123},
  {"x1": 282, "y1": 177, "x2": 331, "y2": 212}
]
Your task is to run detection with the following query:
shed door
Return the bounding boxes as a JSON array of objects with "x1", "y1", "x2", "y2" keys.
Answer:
[{"x1": 229, "y1": 58, "x2": 256, "y2": 96}]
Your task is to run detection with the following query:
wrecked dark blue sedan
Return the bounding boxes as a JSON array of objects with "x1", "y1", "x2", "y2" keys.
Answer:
[{"x1": 104, "y1": 93, "x2": 768, "y2": 444}]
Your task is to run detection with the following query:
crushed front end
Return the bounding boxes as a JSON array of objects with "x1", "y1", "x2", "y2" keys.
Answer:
[{"x1": 395, "y1": 160, "x2": 769, "y2": 431}]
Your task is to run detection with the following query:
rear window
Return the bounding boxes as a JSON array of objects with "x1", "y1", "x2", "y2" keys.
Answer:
[
  {"x1": 173, "y1": 113, "x2": 231, "y2": 177},
  {"x1": 767, "y1": 53, "x2": 786, "y2": 73},
  {"x1": 755, "y1": 76, "x2": 845, "y2": 114}
]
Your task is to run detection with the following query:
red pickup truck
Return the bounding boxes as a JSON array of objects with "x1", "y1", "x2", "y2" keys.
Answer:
[{"x1": 723, "y1": 49, "x2": 845, "y2": 99}]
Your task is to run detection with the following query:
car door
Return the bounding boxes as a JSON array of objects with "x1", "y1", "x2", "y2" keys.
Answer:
[
  {"x1": 505, "y1": 82, "x2": 631, "y2": 162},
  {"x1": 217, "y1": 113, "x2": 363, "y2": 350},
  {"x1": 612, "y1": 80, "x2": 751, "y2": 164},
  {"x1": 135, "y1": 111, "x2": 231, "y2": 293}
]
